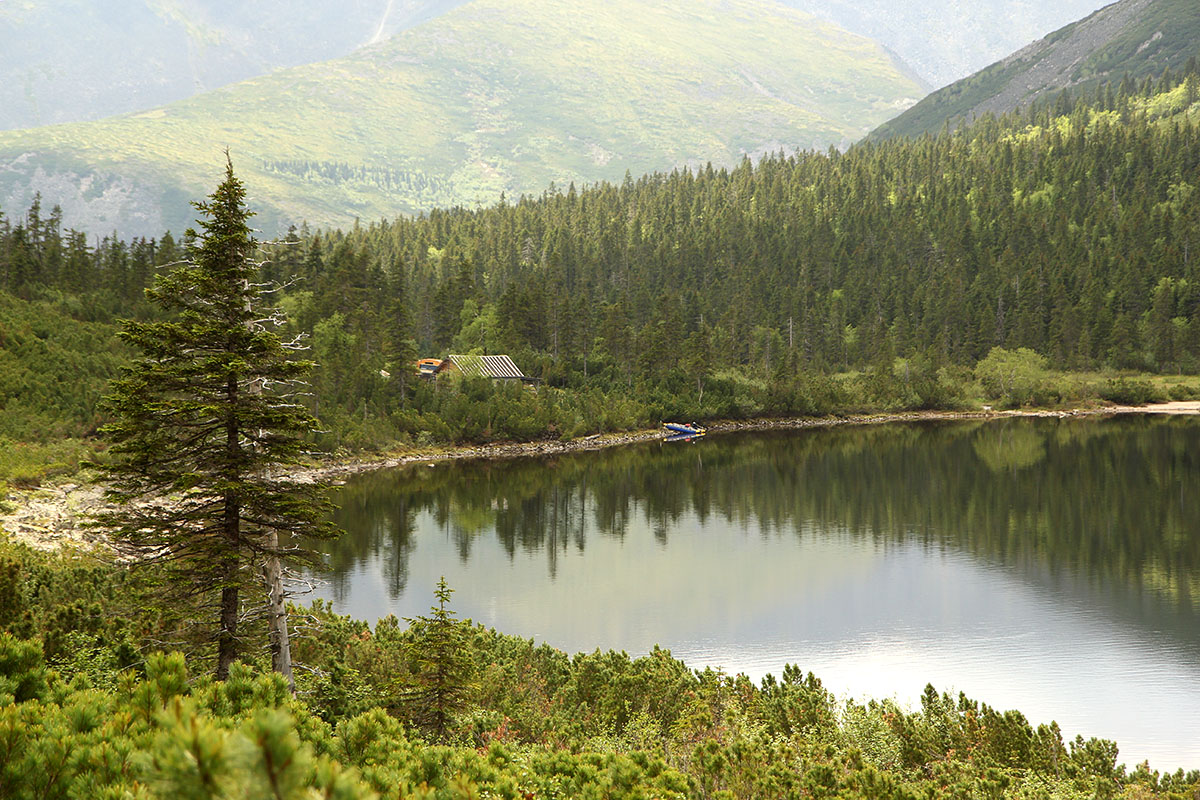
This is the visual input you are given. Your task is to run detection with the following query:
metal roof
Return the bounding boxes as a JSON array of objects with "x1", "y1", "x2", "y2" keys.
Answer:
[{"x1": 443, "y1": 354, "x2": 527, "y2": 379}]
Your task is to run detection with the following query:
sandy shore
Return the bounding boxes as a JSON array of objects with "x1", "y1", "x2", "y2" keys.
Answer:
[
  {"x1": 3, "y1": 401, "x2": 1196, "y2": 551},
  {"x1": 1106, "y1": 400, "x2": 1200, "y2": 414}
]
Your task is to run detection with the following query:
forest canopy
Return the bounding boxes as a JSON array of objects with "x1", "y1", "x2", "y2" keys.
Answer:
[{"x1": 1, "y1": 66, "x2": 1199, "y2": 459}]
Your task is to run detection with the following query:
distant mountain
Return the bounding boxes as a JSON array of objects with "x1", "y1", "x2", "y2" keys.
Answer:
[
  {"x1": 0, "y1": 0, "x2": 468, "y2": 131},
  {"x1": 870, "y1": 0, "x2": 1200, "y2": 140},
  {"x1": 0, "y1": 0, "x2": 1116, "y2": 133},
  {"x1": 0, "y1": 0, "x2": 924, "y2": 239},
  {"x1": 780, "y1": 0, "x2": 1111, "y2": 89}
]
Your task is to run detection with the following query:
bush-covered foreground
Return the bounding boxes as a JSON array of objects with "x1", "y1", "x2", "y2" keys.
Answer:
[{"x1": 1, "y1": 538, "x2": 1198, "y2": 800}]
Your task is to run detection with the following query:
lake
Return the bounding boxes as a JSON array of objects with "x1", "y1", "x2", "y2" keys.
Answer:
[{"x1": 310, "y1": 415, "x2": 1200, "y2": 770}]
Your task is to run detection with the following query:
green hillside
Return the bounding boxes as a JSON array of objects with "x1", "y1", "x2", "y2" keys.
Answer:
[
  {"x1": 869, "y1": 0, "x2": 1200, "y2": 141},
  {"x1": 0, "y1": 0, "x2": 923, "y2": 239}
]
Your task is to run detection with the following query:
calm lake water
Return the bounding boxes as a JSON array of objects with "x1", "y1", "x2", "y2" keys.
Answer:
[{"x1": 311, "y1": 416, "x2": 1200, "y2": 770}]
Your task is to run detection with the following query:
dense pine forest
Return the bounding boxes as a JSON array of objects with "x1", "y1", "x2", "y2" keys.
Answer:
[
  {"x1": 323, "y1": 65, "x2": 1200, "y2": 378},
  {"x1": 3, "y1": 65, "x2": 1200, "y2": 472}
]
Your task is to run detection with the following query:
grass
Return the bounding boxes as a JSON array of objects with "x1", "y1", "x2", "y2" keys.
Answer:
[
  {"x1": 4, "y1": 367, "x2": 1192, "y2": 491},
  {"x1": 0, "y1": 437, "x2": 97, "y2": 488},
  {"x1": 1072, "y1": 371, "x2": 1200, "y2": 403}
]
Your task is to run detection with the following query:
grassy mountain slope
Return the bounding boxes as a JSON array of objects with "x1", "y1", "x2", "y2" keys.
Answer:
[
  {"x1": 0, "y1": 0, "x2": 468, "y2": 130},
  {"x1": 0, "y1": 0, "x2": 923, "y2": 238},
  {"x1": 1, "y1": 0, "x2": 1111, "y2": 133},
  {"x1": 870, "y1": 0, "x2": 1200, "y2": 140}
]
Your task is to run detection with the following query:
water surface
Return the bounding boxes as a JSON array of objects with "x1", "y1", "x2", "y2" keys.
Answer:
[{"x1": 311, "y1": 416, "x2": 1200, "y2": 769}]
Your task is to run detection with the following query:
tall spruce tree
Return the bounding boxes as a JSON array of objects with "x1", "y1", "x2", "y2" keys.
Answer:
[
  {"x1": 401, "y1": 577, "x2": 475, "y2": 742},
  {"x1": 384, "y1": 254, "x2": 418, "y2": 395},
  {"x1": 96, "y1": 156, "x2": 335, "y2": 683}
]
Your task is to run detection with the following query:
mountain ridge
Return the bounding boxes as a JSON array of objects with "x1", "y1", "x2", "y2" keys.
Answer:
[
  {"x1": 780, "y1": 0, "x2": 1110, "y2": 89},
  {"x1": 0, "y1": 0, "x2": 1115, "y2": 131},
  {"x1": 870, "y1": 0, "x2": 1200, "y2": 140}
]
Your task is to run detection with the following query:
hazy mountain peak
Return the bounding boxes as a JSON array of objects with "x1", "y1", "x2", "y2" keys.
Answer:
[
  {"x1": 779, "y1": 0, "x2": 1113, "y2": 88},
  {"x1": 0, "y1": 0, "x2": 470, "y2": 131}
]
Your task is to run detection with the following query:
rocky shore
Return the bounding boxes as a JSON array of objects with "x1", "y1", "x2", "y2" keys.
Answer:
[{"x1": 4, "y1": 401, "x2": 1196, "y2": 552}]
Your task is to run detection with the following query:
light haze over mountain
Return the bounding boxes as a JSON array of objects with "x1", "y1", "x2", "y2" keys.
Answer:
[
  {"x1": 780, "y1": 0, "x2": 1113, "y2": 89},
  {"x1": 0, "y1": 0, "x2": 1113, "y2": 131},
  {"x1": 0, "y1": 0, "x2": 467, "y2": 130},
  {"x1": 0, "y1": 0, "x2": 923, "y2": 237}
]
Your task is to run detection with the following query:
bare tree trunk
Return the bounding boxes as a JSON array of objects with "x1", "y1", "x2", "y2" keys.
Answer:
[{"x1": 263, "y1": 535, "x2": 295, "y2": 691}]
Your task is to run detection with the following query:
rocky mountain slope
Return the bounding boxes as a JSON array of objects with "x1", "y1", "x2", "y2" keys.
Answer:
[{"x1": 870, "y1": 0, "x2": 1200, "y2": 140}]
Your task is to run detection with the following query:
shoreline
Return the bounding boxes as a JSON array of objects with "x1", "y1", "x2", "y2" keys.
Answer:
[
  {"x1": 302, "y1": 400, "x2": 1200, "y2": 481},
  {"x1": 4, "y1": 401, "x2": 1197, "y2": 551}
]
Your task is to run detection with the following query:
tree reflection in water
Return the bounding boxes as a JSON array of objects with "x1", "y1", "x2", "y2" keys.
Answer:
[{"x1": 315, "y1": 416, "x2": 1200, "y2": 627}]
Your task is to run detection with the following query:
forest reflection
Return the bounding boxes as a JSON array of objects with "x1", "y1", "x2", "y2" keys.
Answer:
[{"x1": 317, "y1": 416, "x2": 1200, "y2": 624}]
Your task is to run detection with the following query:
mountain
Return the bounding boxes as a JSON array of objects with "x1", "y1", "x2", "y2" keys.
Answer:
[
  {"x1": 0, "y1": 0, "x2": 1114, "y2": 135},
  {"x1": 780, "y1": 0, "x2": 1110, "y2": 89},
  {"x1": 0, "y1": 0, "x2": 1115, "y2": 134},
  {"x1": 0, "y1": 0, "x2": 923, "y2": 239},
  {"x1": 0, "y1": 0, "x2": 468, "y2": 131},
  {"x1": 870, "y1": 0, "x2": 1200, "y2": 140}
]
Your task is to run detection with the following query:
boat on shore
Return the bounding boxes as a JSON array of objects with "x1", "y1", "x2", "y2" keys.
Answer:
[{"x1": 663, "y1": 422, "x2": 706, "y2": 436}]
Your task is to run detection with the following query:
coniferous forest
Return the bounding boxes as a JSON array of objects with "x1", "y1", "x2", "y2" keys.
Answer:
[
  {"x1": 4, "y1": 67, "x2": 1200, "y2": 471},
  {"x1": 3, "y1": 67, "x2": 1200, "y2": 468},
  {"x1": 2, "y1": 38, "x2": 1200, "y2": 800}
]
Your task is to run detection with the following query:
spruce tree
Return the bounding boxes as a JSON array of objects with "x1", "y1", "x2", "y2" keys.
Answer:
[
  {"x1": 401, "y1": 577, "x2": 475, "y2": 742},
  {"x1": 96, "y1": 156, "x2": 335, "y2": 682},
  {"x1": 384, "y1": 255, "x2": 418, "y2": 396}
]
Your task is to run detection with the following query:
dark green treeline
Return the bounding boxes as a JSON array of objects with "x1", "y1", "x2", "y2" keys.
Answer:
[
  {"x1": 295, "y1": 67, "x2": 1200, "y2": 376},
  {"x1": 269, "y1": 67, "x2": 1200, "y2": 443},
  {"x1": 0, "y1": 214, "x2": 178, "y2": 445}
]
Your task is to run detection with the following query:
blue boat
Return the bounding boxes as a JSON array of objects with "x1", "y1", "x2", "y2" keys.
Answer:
[{"x1": 663, "y1": 422, "x2": 705, "y2": 436}]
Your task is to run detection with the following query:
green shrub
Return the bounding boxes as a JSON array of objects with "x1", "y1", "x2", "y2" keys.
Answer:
[
  {"x1": 976, "y1": 348, "x2": 1050, "y2": 407},
  {"x1": 0, "y1": 633, "x2": 49, "y2": 703},
  {"x1": 1167, "y1": 382, "x2": 1200, "y2": 400},
  {"x1": 1098, "y1": 378, "x2": 1169, "y2": 405},
  {"x1": 0, "y1": 437, "x2": 95, "y2": 486}
]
